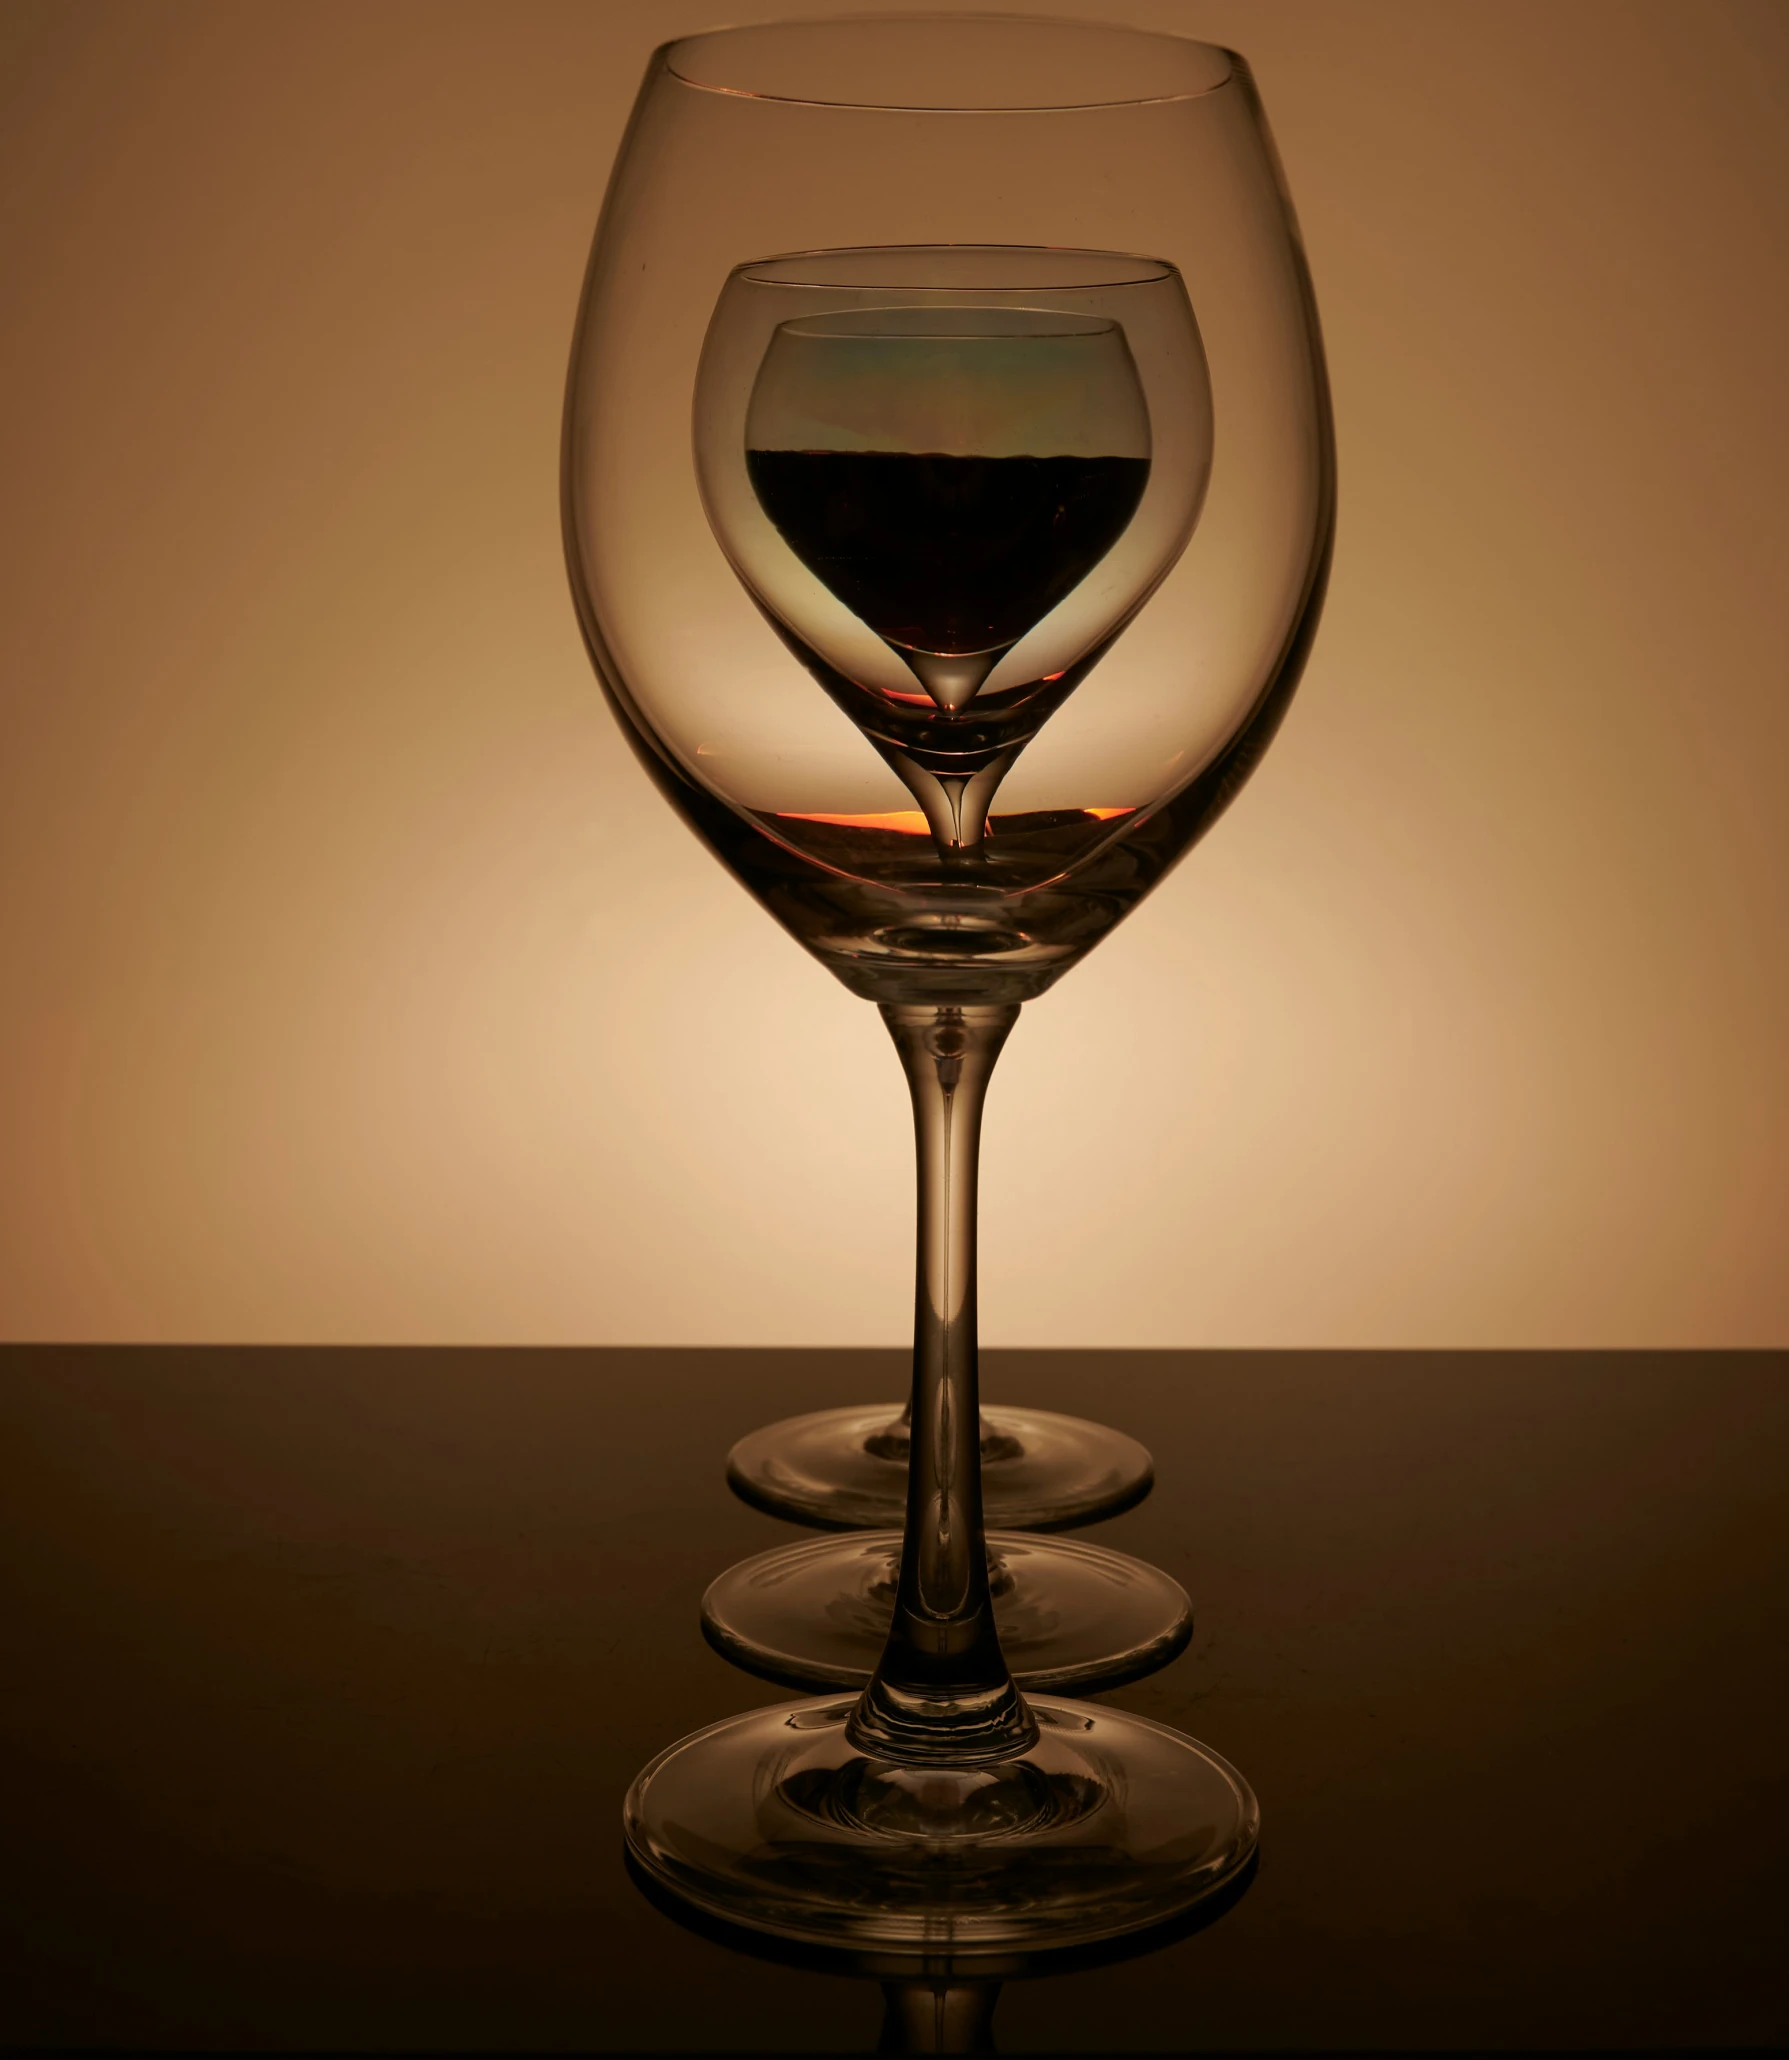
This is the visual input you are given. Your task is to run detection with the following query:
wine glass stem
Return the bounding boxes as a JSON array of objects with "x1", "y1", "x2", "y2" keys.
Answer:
[
  {"x1": 884, "y1": 748, "x2": 1013, "y2": 857},
  {"x1": 846, "y1": 1001, "x2": 1038, "y2": 1764}
]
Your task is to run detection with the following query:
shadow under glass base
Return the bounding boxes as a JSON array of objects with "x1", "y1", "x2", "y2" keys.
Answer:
[
  {"x1": 726, "y1": 1403, "x2": 1153, "y2": 1531},
  {"x1": 702, "y1": 1531, "x2": 1193, "y2": 1695},
  {"x1": 624, "y1": 1693, "x2": 1259, "y2": 1956}
]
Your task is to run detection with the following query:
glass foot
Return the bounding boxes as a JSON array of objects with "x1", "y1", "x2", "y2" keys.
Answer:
[
  {"x1": 702, "y1": 1530, "x2": 1192, "y2": 1694},
  {"x1": 624, "y1": 1694, "x2": 1258, "y2": 1955},
  {"x1": 726, "y1": 1403, "x2": 1153, "y2": 1531}
]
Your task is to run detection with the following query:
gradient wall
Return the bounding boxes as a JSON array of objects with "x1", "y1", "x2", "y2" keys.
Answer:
[{"x1": 1, "y1": 0, "x2": 1783, "y2": 1345}]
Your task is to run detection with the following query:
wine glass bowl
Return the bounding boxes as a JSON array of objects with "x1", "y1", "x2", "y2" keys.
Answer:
[
  {"x1": 562, "y1": 26, "x2": 1330, "y2": 1016},
  {"x1": 745, "y1": 309, "x2": 1149, "y2": 706},
  {"x1": 695, "y1": 247, "x2": 1211, "y2": 886}
]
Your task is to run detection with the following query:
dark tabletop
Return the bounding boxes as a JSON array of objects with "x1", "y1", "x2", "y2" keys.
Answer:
[{"x1": 1, "y1": 1346, "x2": 1784, "y2": 2052}]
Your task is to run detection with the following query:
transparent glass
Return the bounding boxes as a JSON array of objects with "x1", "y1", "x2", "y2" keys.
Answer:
[
  {"x1": 627, "y1": 1827, "x2": 1257, "y2": 2048},
  {"x1": 564, "y1": 27, "x2": 1329, "y2": 1010},
  {"x1": 564, "y1": 14, "x2": 1331, "y2": 1951},
  {"x1": 700, "y1": 1528, "x2": 1192, "y2": 1696},
  {"x1": 696, "y1": 251, "x2": 1207, "y2": 868},
  {"x1": 723, "y1": 1399, "x2": 1155, "y2": 1532},
  {"x1": 568, "y1": 7, "x2": 1328, "y2": 1550}
]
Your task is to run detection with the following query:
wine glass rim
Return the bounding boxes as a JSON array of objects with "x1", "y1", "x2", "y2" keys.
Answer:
[
  {"x1": 775, "y1": 309, "x2": 1122, "y2": 340},
  {"x1": 735, "y1": 245, "x2": 1176, "y2": 291},
  {"x1": 661, "y1": 12, "x2": 1237, "y2": 113}
]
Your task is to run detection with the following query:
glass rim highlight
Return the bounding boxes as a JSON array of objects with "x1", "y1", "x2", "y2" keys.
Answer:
[
  {"x1": 662, "y1": 14, "x2": 1238, "y2": 115},
  {"x1": 734, "y1": 245, "x2": 1177, "y2": 294}
]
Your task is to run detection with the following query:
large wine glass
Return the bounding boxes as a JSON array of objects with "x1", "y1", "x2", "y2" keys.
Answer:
[{"x1": 564, "y1": 15, "x2": 1332, "y2": 1952}]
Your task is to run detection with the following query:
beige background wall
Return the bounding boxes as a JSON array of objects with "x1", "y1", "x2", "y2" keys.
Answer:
[{"x1": 1, "y1": 0, "x2": 1783, "y2": 1346}]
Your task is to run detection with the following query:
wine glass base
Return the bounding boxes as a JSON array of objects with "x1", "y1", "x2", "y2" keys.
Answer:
[
  {"x1": 624, "y1": 1694, "x2": 1258, "y2": 1956},
  {"x1": 702, "y1": 1530, "x2": 1192, "y2": 1694},
  {"x1": 726, "y1": 1403, "x2": 1153, "y2": 1531}
]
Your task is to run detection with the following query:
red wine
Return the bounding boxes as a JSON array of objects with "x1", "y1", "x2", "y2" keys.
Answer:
[{"x1": 746, "y1": 449, "x2": 1149, "y2": 657}]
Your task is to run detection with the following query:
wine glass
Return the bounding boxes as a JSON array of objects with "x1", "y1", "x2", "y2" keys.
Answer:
[
  {"x1": 689, "y1": 248, "x2": 1202, "y2": 1698},
  {"x1": 706, "y1": 272, "x2": 1171, "y2": 1544},
  {"x1": 564, "y1": 15, "x2": 1332, "y2": 1952}
]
